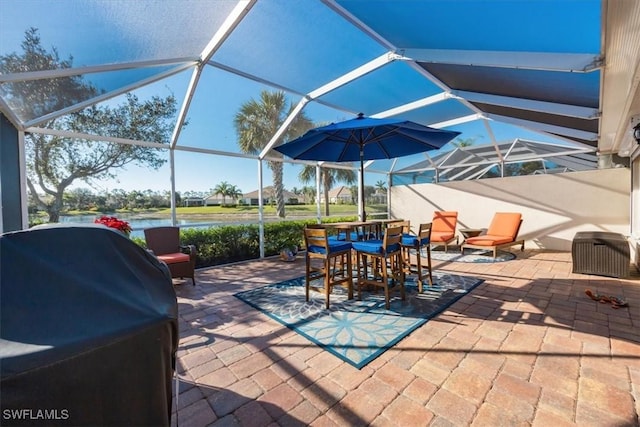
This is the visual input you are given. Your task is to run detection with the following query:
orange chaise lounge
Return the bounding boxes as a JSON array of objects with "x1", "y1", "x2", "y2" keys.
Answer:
[
  {"x1": 461, "y1": 212, "x2": 524, "y2": 257},
  {"x1": 430, "y1": 211, "x2": 459, "y2": 252}
]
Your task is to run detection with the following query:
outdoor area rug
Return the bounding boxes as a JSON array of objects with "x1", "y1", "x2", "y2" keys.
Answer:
[
  {"x1": 430, "y1": 248, "x2": 516, "y2": 263},
  {"x1": 234, "y1": 273, "x2": 484, "y2": 369}
]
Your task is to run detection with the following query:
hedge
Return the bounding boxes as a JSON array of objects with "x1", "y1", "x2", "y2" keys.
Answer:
[{"x1": 132, "y1": 216, "x2": 357, "y2": 268}]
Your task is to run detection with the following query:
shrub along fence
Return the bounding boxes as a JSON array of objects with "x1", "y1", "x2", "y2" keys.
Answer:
[{"x1": 133, "y1": 217, "x2": 357, "y2": 268}]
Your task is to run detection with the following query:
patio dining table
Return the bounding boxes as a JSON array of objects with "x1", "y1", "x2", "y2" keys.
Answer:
[
  {"x1": 371, "y1": 218, "x2": 406, "y2": 231},
  {"x1": 319, "y1": 221, "x2": 379, "y2": 241},
  {"x1": 319, "y1": 219, "x2": 405, "y2": 241}
]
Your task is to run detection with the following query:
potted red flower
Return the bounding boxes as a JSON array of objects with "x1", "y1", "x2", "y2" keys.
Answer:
[{"x1": 94, "y1": 216, "x2": 132, "y2": 237}]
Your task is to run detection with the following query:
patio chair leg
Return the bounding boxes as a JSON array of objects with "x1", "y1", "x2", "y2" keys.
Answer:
[
  {"x1": 346, "y1": 254, "x2": 354, "y2": 299},
  {"x1": 324, "y1": 261, "x2": 330, "y2": 309},
  {"x1": 425, "y1": 245, "x2": 433, "y2": 288},
  {"x1": 357, "y1": 252, "x2": 366, "y2": 300},
  {"x1": 305, "y1": 259, "x2": 311, "y2": 303},
  {"x1": 382, "y1": 261, "x2": 390, "y2": 310},
  {"x1": 398, "y1": 254, "x2": 405, "y2": 302},
  {"x1": 415, "y1": 247, "x2": 423, "y2": 293}
]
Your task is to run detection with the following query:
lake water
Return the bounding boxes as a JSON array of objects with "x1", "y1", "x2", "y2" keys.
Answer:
[{"x1": 59, "y1": 215, "x2": 253, "y2": 239}]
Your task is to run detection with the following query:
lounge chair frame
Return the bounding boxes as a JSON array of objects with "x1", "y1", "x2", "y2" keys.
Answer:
[{"x1": 461, "y1": 217, "x2": 524, "y2": 258}]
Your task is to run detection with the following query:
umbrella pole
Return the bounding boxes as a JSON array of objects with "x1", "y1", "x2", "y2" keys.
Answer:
[{"x1": 359, "y1": 153, "x2": 365, "y2": 222}]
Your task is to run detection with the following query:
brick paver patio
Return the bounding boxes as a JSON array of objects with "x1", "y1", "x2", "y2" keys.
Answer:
[{"x1": 171, "y1": 250, "x2": 640, "y2": 426}]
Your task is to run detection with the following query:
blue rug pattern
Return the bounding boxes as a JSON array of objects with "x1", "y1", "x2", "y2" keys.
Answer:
[
  {"x1": 234, "y1": 273, "x2": 483, "y2": 369},
  {"x1": 430, "y1": 248, "x2": 516, "y2": 263}
]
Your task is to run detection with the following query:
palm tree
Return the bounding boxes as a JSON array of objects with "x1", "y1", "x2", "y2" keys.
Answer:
[
  {"x1": 301, "y1": 185, "x2": 316, "y2": 204},
  {"x1": 375, "y1": 180, "x2": 387, "y2": 193},
  {"x1": 227, "y1": 184, "x2": 243, "y2": 205},
  {"x1": 234, "y1": 90, "x2": 314, "y2": 218},
  {"x1": 299, "y1": 166, "x2": 356, "y2": 216},
  {"x1": 451, "y1": 136, "x2": 477, "y2": 148},
  {"x1": 213, "y1": 181, "x2": 232, "y2": 206}
]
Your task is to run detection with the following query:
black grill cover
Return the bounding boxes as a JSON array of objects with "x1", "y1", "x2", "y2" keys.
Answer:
[{"x1": 0, "y1": 224, "x2": 178, "y2": 426}]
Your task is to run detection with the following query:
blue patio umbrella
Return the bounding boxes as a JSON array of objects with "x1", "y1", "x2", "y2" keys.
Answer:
[{"x1": 274, "y1": 113, "x2": 460, "y2": 220}]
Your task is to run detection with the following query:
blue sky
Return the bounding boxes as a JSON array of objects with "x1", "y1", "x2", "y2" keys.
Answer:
[{"x1": 1, "y1": 0, "x2": 601, "y2": 196}]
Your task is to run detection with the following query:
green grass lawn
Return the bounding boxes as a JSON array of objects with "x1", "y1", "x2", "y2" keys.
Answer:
[
  {"x1": 65, "y1": 203, "x2": 387, "y2": 218},
  {"x1": 160, "y1": 204, "x2": 376, "y2": 215}
]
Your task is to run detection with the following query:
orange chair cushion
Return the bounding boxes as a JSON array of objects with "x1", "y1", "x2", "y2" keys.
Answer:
[
  {"x1": 157, "y1": 252, "x2": 191, "y2": 264},
  {"x1": 430, "y1": 231, "x2": 455, "y2": 242},
  {"x1": 432, "y1": 211, "x2": 458, "y2": 233},
  {"x1": 465, "y1": 235, "x2": 514, "y2": 246},
  {"x1": 486, "y1": 212, "x2": 522, "y2": 238}
]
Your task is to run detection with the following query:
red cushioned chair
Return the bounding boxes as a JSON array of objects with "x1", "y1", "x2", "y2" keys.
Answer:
[{"x1": 144, "y1": 226, "x2": 197, "y2": 285}]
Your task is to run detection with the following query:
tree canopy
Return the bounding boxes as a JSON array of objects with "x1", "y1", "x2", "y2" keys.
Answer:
[
  {"x1": 1, "y1": 28, "x2": 178, "y2": 222},
  {"x1": 213, "y1": 181, "x2": 242, "y2": 205}
]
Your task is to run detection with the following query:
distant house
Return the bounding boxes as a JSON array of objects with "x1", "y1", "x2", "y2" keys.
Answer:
[
  {"x1": 242, "y1": 186, "x2": 299, "y2": 206},
  {"x1": 320, "y1": 186, "x2": 352, "y2": 204},
  {"x1": 204, "y1": 195, "x2": 226, "y2": 206},
  {"x1": 182, "y1": 196, "x2": 205, "y2": 207},
  {"x1": 371, "y1": 191, "x2": 386, "y2": 204}
]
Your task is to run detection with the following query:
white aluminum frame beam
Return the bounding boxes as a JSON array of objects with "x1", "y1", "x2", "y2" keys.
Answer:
[
  {"x1": 256, "y1": 47, "x2": 396, "y2": 214},
  {"x1": 371, "y1": 92, "x2": 449, "y2": 119},
  {"x1": 24, "y1": 126, "x2": 266, "y2": 161},
  {"x1": 323, "y1": 0, "x2": 491, "y2": 129},
  {"x1": 18, "y1": 130, "x2": 28, "y2": 229},
  {"x1": 502, "y1": 139, "x2": 520, "y2": 162},
  {"x1": 321, "y1": 0, "x2": 397, "y2": 51},
  {"x1": 259, "y1": 99, "x2": 310, "y2": 159},
  {"x1": 308, "y1": 52, "x2": 398, "y2": 100},
  {"x1": 404, "y1": 60, "x2": 490, "y2": 119},
  {"x1": 171, "y1": 0, "x2": 257, "y2": 149},
  {"x1": 24, "y1": 126, "x2": 378, "y2": 169},
  {"x1": 482, "y1": 118, "x2": 504, "y2": 162},
  {"x1": 207, "y1": 60, "x2": 359, "y2": 117},
  {"x1": 487, "y1": 113, "x2": 599, "y2": 142},
  {"x1": 469, "y1": 164, "x2": 500, "y2": 180},
  {"x1": 259, "y1": 51, "x2": 397, "y2": 159},
  {"x1": 397, "y1": 146, "x2": 595, "y2": 174},
  {"x1": 429, "y1": 114, "x2": 482, "y2": 129},
  {"x1": 25, "y1": 127, "x2": 168, "y2": 149},
  {"x1": 550, "y1": 155, "x2": 598, "y2": 170},
  {"x1": 24, "y1": 62, "x2": 195, "y2": 128},
  {"x1": 453, "y1": 90, "x2": 600, "y2": 119},
  {"x1": 439, "y1": 164, "x2": 477, "y2": 181},
  {"x1": 0, "y1": 57, "x2": 198, "y2": 83},
  {"x1": 402, "y1": 48, "x2": 603, "y2": 73},
  {"x1": 0, "y1": 97, "x2": 22, "y2": 130}
]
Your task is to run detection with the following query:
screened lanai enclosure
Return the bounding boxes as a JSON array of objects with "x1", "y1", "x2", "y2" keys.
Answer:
[{"x1": 1, "y1": 0, "x2": 640, "y2": 254}]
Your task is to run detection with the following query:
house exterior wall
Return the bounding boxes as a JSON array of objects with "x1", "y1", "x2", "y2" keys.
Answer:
[
  {"x1": 1, "y1": 113, "x2": 25, "y2": 232},
  {"x1": 329, "y1": 195, "x2": 352, "y2": 204},
  {"x1": 390, "y1": 168, "x2": 630, "y2": 251},
  {"x1": 629, "y1": 152, "x2": 640, "y2": 268}
]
